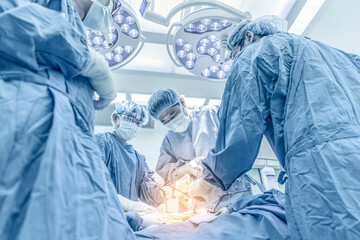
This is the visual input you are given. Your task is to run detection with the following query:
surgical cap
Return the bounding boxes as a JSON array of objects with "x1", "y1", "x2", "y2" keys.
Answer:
[
  {"x1": 227, "y1": 15, "x2": 288, "y2": 51},
  {"x1": 112, "y1": 100, "x2": 149, "y2": 125},
  {"x1": 147, "y1": 88, "x2": 180, "y2": 120}
]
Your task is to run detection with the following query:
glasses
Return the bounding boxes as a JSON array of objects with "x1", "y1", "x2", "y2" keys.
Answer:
[
  {"x1": 120, "y1": 115, "x2": 143, "y2": 127},
  {"x1": 159, "y1": 103, "x2": 182, "y2": 125}
]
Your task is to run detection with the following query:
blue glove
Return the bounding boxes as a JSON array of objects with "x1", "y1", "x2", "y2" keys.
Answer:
[{"x1": 125, "y1": 212, "x2": 144, "y2": 232}]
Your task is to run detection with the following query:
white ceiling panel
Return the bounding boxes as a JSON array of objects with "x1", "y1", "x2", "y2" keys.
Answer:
[
  {"x1": 185, "y1": 97, "x2": 206, "y2": 107},
  {"x1": 121, "y1": 43, "x2": 175, "y2": 72},
  {"x1": 239, "y1": 0, "x2": 296, "y2": 19},
  {"x1": 288, "y1": 0, "x2": 325, "y2": 35},
  {"x1": 131, "y1": 93, "x2": 152, "y2": 105},
  {"x1": 208, "y1": 98, "x2": 221, "y2": 106},
  {"x1": 119, "y1": 42, "x2": 195, "y2": 75},
  {"x1": 111, "y1": 92, "x2": 127, "y2": 104}
]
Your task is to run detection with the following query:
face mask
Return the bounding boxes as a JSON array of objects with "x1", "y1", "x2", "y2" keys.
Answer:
[
  {"x1": 165, "y1": 110, "x2": 190, "y2": 133},
  {"x1": 115, "y1": 121, "x2": 139, "y2": 141},
  {"x1": 83, "y1": 0, "x2": 112, "y2": 31}
]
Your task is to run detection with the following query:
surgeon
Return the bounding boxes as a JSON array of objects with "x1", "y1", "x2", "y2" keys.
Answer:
[
  {"x1": 0, "y1": 0, "x2": 135, "y2": 239},
  {"x1": 201, "y1": 16, "x2": 360, "y2": 239},
  {"x1": 147, "y1": 87, "x2": 253, "y2": 209},
  {"x1": 96, "y1": 100, "x2": 165, "y2": 208}
]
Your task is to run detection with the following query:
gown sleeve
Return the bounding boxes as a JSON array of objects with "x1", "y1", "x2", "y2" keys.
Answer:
[
  {"x1": 0, "y1": 1, "x2": 89, "y2": 79},
  {"x1": 138, "y1": 155, "x2": 165, "y2": 207},
  {"x1": 155, "y1": 136, "x2": 180, "y2": 184},
  {"x1": 95, "y1": 133, "x2": 110, "y2": 166},
  {"x1": 191, "y1": 106, "x2": 220, "y2": 157}
]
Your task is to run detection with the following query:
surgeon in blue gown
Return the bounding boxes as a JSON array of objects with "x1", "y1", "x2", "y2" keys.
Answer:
[
  {"x1": 0, "y1": 0, "x2": 135, "y2": 239},
  {"x1": 96, "y1": 100, "x2": 165, "y2": 207},
  {"x1": 202, "y1": 16, "x2": 360, "y2": 239},
  {"x1": 147, "y1": 87, "x2": 253, "y2": 210}
]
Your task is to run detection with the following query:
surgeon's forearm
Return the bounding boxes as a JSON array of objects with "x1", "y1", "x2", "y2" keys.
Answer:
[
  {"x1": 156, "y1": 160, "x2": 179, "y2": 184},
  {"x1": 201, "y1": 160, "x2": 225, "y2": 189},
  {"x1": 117, "y1": 194, "x2": 135, "y2": 212},
  {"x1": 81, "y1": 48, "x2": 116, "y2": 110},
  {"x1": 117, "y1": 194, "x2": 157, "y2": 213},
  {"x1": 202, "y1": 143, "x2": 257, "y2": 191},
  {"x1": 82, "y1": 49, "x2": 114, "y2": 95}
]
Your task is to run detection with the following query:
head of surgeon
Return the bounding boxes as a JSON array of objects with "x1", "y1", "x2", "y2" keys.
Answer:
[
  {"x1": 147, "y1": 88, "x2": 191, "y2": 133},
  {"x1": 112, "y1": 100, "x2": 149, "y2": 142},
  {"x1": 227, "y1": 15, "x2": 287, "y2": 59}
]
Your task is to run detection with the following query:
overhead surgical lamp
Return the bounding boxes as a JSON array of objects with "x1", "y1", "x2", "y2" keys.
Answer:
[
  {"x1": 86, "y1": 0, "x2": 145, "y2": 69},
  {"x1": 139, "y1": 0, "x2": 251, "y2": 81}
]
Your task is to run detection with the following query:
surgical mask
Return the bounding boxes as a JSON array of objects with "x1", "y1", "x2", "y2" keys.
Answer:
[
  {"x1": 165, "y1": 110, "x2": 190, "y2": 133},
  {"x1": 230, "y1": 39, "x2": 244, "y2": 60},
  {"x1": 83, "y1": 0, "x2": 112, "y2": 31},
  {"x1": 115, "y1": 121, "x2": 139, "y2": 141}
]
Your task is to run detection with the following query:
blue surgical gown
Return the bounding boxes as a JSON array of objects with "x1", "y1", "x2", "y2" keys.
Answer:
[
  {"x1": 202, "y1": 32, "x2": 360, "y2": 239},
  {"x1": 96, "y1": 132, "x2": 165, "y2": 207},
  {"x1": 0, "y1": 0, "x2": 134, "y2": 239},
  {"x1": 157, "y1": 105, "x2": 252, "y2": 209}
]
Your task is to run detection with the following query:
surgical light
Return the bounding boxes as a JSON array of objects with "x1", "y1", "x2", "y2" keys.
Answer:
[
  {"x1": 86, "y1": 1, "x2": 145, "y2": 70},
  {"x1": 140, "y1": 0, "x2": 251, "y2": 81}
]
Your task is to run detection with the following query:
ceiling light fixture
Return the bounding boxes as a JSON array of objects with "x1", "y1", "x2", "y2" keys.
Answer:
[
  {"x1": 86, "y1": 1, "x2": 145, "y2": 69},
  {"x1": 139, "y1": 0, "x2": 251, "y2": 81}
]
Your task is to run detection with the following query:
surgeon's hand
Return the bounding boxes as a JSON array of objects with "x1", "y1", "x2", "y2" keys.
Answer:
[
  {"x1": 130, "y1": 201, "x2": 158, "y2": 214},
  {"x1": 93, "y1": 92, "x2": 116, "y2": 110},
  {"x1": 82, "y1": 48, "x2": 116, "y2": 110},
  {"x1": 214, "y1": 207, "x2": 229, "y2": 216},
  {"x1": 191, "y1": 156, "x2": 205, "y2": 166},
  {"x1": 189, "y1": 178, "x2": 213, "y2": 198},
  {"x1": 118, "y1": 194, "x2": 158, "y2": 213},
  {"x1": 177, "y1": 156, "x2": 205, "y2": 178}
]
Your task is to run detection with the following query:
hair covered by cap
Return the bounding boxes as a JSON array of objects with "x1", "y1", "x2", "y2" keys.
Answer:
[
  {"x1": 111, "y1": 100, "x2": 149, "y2": 125},
  {"x1": 227, "y1": 15, "x2": 288, "y2": 51},
  {"x1": 147, "y1": 87, "x2": 180, "y2": 120}
]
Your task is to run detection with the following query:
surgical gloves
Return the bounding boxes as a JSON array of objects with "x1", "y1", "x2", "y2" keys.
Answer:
[
  {"x1": 117, "y1": 195, "x2": 158, "y2": 213},
  {"x1": 82, "y1": 47, "x2": 116, "y2": 110},
  {"x1": 176, "y1": 156, "x2": 204, "y2": 178},
  {"x1": 189, "y1": 179, "x2": 213, "y2": 198}
]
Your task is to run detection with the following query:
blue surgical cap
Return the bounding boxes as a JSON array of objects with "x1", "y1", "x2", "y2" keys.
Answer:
[
  {"x1": 113, "y1": 100, "x2": 149, "y2": 125},
  {"x1": 147, "y1": 88, "x2": 180, "y2": 120},
  {"x1": 227, "y1": 15, "x2": 287, "y2": 51}
]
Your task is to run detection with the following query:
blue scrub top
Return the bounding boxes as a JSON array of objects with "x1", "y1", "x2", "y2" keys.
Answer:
[
  {"x1": 96, "y1": 132, "x2": 164, "y2": 207},
  {"x1": 203, "y1": 32, "x2": 360, "y2": 239},
  {"x1": 0, "y1": 0, "x2": 135, "y2": 239}
]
